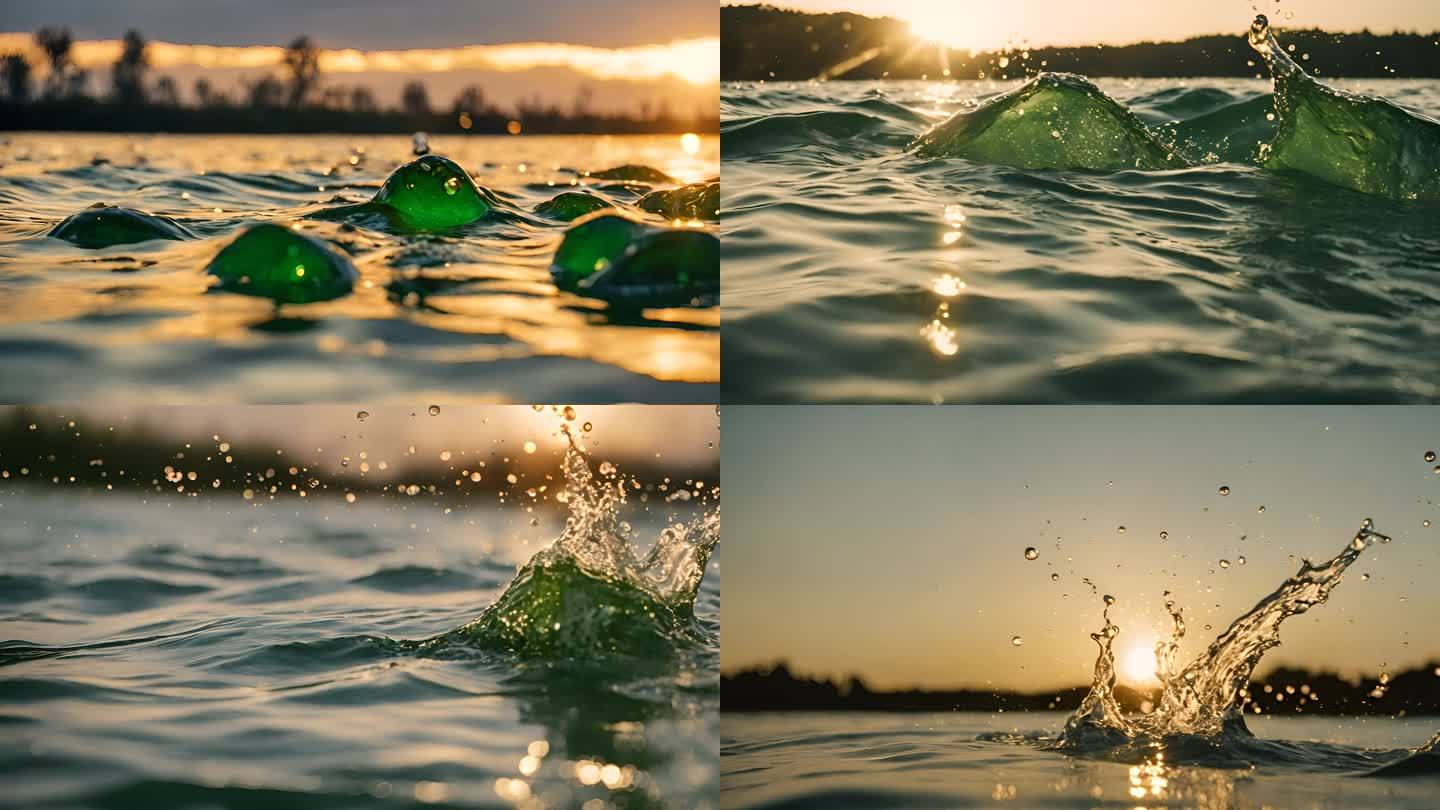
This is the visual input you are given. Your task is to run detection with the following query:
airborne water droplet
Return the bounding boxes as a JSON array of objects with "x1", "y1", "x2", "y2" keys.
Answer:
[
  {"x1": 1219, "y1": 559, "x2": 1231, "y2": 568},
  {"x1": 1117, "y1": 525, "x2": 1126, "y2": 534},
  {"x1": 1159, "y1": 531, "x2": 1168, "y2": 540},
  {"x1": 1024, "y1": 547, "x2": 1039, "y2": 560},
  {"x1": 1051, "y1": 573, "x2": 1059, "y2": 581},
  {"x1": 1426, "y1": 450, "x2": 1437, "y2": 462},
  {"x1": 1103, "y1": 594, "x2": 1115, "y2": 606},
  {"x1": 1219, "y1": 485, "x2": 1230, "y2": 496},
  {"x1": 356, "y1": 410, "x2": 369, "y2": 421},
  {"x1": 429, "y1": 405, "x2": 441, "y2": 415},
  {"x1": 1011, "y1": 635, "x2": 1024, "y2": 646}
]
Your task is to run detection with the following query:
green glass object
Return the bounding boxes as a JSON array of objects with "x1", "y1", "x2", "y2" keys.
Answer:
[
  {"x1": 372, "y1": 155, "x2": 491, "y2": 229},
  {"x1": 637, "y1": 182, "x2": 720, "y2": 221},
  {"x1": 1250, "y1": 15, "x2": 1440, "y2": 201},
  {"x1": 442, "y1": 548, "x2": 701, "y2": 657},
  {"x1": 49, "y1": 205, "x2": 193, "y2": 249},
  {"x1": 551, "y1": 212, "x2": 719, "y2": 308},
  {"x1": 206, "y1": 223, "x2": 358, "y2": 304},
  {"x1": 591, "y1": 164, "x2": 677, "y2": 184},
  {"x1": 910, "y1": 72, "x2": 1183, "y2": 171},
  {"x1": 533, "y1": 191, "x2": 613, "y2": 221}
]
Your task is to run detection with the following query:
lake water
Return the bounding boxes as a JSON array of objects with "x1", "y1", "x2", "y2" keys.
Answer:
[
  {"x1": 0, "y1": 488, "x2": 721, "y2": 809},
  {"x1": 0, "y1": 133, "x2": 718, "y2": 403},
  {"x1": 721, "y1": 711, "x2": 1440, "y2": 808},
  {"x1": 721, "y1": 77, "x2": 1440, "y2": 403}
]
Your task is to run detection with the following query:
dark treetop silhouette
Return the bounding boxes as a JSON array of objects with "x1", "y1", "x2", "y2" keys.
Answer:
[
  {"x1": 723, "y1": 661, "x2": 1440, "y2": 716},
  {"x1": 1, "y1": 27, "x2": 717, "y2": 134},
  {"x1": 721, "y1": 4, "x2": 1440, "y2": 81}
]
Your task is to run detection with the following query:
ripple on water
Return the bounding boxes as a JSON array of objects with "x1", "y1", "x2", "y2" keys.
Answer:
[
  {"x1": 722, "y1": 77, "x2": 1440, "y2": 403},
  {"x1": 0, "y1": 133, "x2": 719, "y2": 402}
]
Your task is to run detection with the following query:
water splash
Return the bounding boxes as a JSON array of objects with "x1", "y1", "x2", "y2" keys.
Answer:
[
  {"x1": 1054, "y1": 519, "x2": 1394, "y2": 750},
  {"x1": 429, "y1": 431, "x2": 718, "y2": 658},
  {"x1": 1250, "y1": 14, "x2": 1440, "y2": 201}
]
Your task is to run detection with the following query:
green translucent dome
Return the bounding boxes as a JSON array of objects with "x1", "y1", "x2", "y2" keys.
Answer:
[
  {"x1": 372, "y1": 155, "x2": 491, "y2": 229},
  {"x1": 533, "y1": 191, "x2": 613, "y2": 221},
  {"x1": 49, "y1": 205, "x2": 193, "y2": 249},
  {"x1": 637, "y1": 182, "x2": 720, "y2": 221},
  {"x1": 551, "y1": 212, "x2": 719, "y2": 308},
  {"x1": 590, "y1": 164, "x2": 677, "y2": 184},
  {"x1": 206, "y1": 223, "x2": 358, "y2": 304}
]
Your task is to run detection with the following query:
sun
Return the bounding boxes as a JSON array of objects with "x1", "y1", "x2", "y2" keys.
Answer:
[
  {"x1": 901, "y1": 2, "x2": 1016, "y2": 54},
  {"x1": 1119, "y1": 641, "x2": 1162, "y2": 688}
]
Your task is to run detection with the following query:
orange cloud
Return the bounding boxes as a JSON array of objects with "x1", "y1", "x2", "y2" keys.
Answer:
[{"x1": 0, "y1": 34, "x2": 719, "y2": 85}]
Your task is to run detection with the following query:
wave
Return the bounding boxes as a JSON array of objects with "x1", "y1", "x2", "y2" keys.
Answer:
[{"x1": 429, "y1": 433, "x2": 719, "y2": 659}]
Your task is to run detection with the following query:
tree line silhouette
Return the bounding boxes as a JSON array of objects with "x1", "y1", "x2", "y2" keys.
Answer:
[
  {"x1": 722, "y1": 4, "x2": 1440, "y2": 81},
  {"x1": 1, "y1": 27, "x2": 715, "y2": 134},
  {"x1": 723, "y1": 661, "x2": 1440, "y2": 716}
]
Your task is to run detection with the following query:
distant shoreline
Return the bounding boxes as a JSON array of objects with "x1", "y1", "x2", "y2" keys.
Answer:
[
  {"x1": 722, "y1": 4, "x2": 1440, "y2": 81},
  {"x1": 723, "y1": 662, "x2": 1440, "y2": 716}
]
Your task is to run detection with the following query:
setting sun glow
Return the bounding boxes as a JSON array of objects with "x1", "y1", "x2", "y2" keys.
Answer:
[
  {"x1": 901, "y1": 3, "x2": 1022, "y2": 54},
  {"x1": 1119, "y1": 642, "x2": 1162, "y2": 688}
]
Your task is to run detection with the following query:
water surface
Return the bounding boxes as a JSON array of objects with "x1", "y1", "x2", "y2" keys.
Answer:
[
  {"x1": 721, "y1": 77, "x2": 1440, "y2": 403},
  {"x1": 0, "y1": 133, "x2": 718, "y2": 403},
  {"x1": 722, "y1": 711, "x2": 1439, "y2": 808},
  {"x1": 0, "y1": 487, "x2": 721, "y2": 808}
]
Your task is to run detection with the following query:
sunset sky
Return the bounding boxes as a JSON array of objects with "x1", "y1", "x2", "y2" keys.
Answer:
[
  {"x1": 1, "y1": 0, "x2": 717, "y2": 114},
  {"x1": 769, "y1": 1, "x2": 1440, "y2": 51},
  {"x1": 722, "y1": 407, "x2": 1440, "y2": 692}
]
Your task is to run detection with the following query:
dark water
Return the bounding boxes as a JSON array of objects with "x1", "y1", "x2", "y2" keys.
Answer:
[
  {"x1": 722, "y1": 712, "x2": 1440, "y2": 808},
  {"x1": 0, "y1": 490, "x2": 720, "y2": 809},
  {"x1": 721, "y1": 78, "x2": 1440, "y2": 403},
  {"x1": 0, "y1": 133, "x2": 718, "y2": 403}
]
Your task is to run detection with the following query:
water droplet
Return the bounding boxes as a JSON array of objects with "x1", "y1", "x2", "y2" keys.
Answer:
[
  {"x1": 428, "y1": 405, "x2": 441, "y2": 415},
  {"x1": 1219, "y1": 559, "x2": 1231, "y2": 569},
  {"x1": 1024, "y1": 547, "x2": 1039, "y2": 560},
  {"x1": 1011, "y1": 635, "x2": 1023, "y2": 647},
  {"x1": 563, "y1": 405, "x2": 577, "y2": 421},
  {"x1": 1425, "y1": 520, "x2": 1432, "y2": 528},
  {"x1": 1050, "y1": 129, "x2": 1061, "y2": 139},
  {"x1": 582, "y1": 421, "x2": 593, "y2": 432},
  {"x1": 1219, "y1": 485, "x2": 1230, "y2": 496},
  {"x1": 356, "y1": 410, "x2": 369, "y2": 421},
  {"x1": 1159, "y1": 531, "x2": 1168, "y2": 540},
  {"x1": 1238, "y1": 556, "x2": 1247, "y2": 565},
  {"x1": 523, "y1": 441, "x2": 537, "y2": 454},
  {"x1": 1426, "y1": 451, "x2": 1437, "y2": 462},
  {"x1": 1103, "y1": 594, "x2": 1115, "y2": 606},
  {"x1": 1258, "y1": 505, "x2": 1266, "y2": 513},
  {"x1": 1361, "y1": 573, "x2": 1371, "y2": 581},
  {"x1": 1117, "y1": 525, "x2": 1126, "y2": 534},
  {"x1": 1050, "y1": 573, "x2": 1059, "y2": 581},
  {"x1": 439, "y1": 450, "x2": 452, "y2": 461}
]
